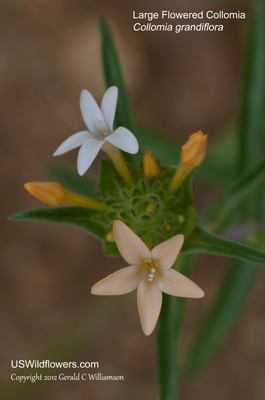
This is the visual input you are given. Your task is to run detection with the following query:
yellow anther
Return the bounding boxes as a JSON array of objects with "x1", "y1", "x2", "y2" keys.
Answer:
[
  {"x1": 164, "y1": 223, "x2": 172, "y2": 231},
  {"x1": 106, "y1": 232, "x2": 115, "y2": 242},
  {"x1": 178, "y1": 215, "x2": 185, "y2": 223},
  {"x1": 147, "y1": 203, "x2": 154, "y2": 213}
]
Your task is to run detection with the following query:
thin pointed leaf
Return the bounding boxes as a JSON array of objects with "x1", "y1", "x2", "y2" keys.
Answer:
[
  {"x1": 206, "y1": 156, "x2": 265, "y2": 232},
  {"x1": 183, "y1": 225, "x2": 265, "y2": 264},
  {"x1": 238, "y1": 3, "x2": 265, "y2": 215},
  {"x1": 8, "y1": 207, "x2": 106, "y2": 240},
  {"x1": 47, "y1": 166, "x2": 98, "y2": 198},
  {"x1": 186, "y1": 260, "x2": 259, "y2": 378},
  {"x1": 238, "y1": 4, "x2": 265, "y2": 171},
  {"x1": 99, "y1": 18, "x2": 137, "y2": 134}
]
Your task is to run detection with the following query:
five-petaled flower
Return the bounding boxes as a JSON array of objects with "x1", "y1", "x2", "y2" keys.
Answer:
[
  {"x1": 53, "y1": 87, "x2": 139, "y2": 175},
  {"x1": 91, "y1": 220, "x2": 204, "y2": 335}
]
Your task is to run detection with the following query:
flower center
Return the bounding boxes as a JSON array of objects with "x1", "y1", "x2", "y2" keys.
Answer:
[
  {"x1": 94, "y1": 119, "x2": 109, "y2": 138},
  {"x1": 143, "y1": 258, "x2": 157, "y2": 282}
]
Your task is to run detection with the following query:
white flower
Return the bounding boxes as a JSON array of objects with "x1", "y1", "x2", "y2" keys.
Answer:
[
  {"x1": 91, "y1": 220, "x2": 204, "y2": 336},
  {"x1": 53, "y1": 87, "x2": 139, "y2": 175}
]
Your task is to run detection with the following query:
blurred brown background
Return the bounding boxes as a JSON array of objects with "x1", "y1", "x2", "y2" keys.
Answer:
[{"x1": 1, "y1": 0, "x2": 265, "y2": 399}]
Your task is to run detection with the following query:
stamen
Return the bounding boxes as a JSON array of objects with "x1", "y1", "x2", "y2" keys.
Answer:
[
  {"x1": 148, "y1": 273, "x2": 155, "y2": 282},
  {"x1": 143, "y1": 259, "x2": 157, "y2": 282}
]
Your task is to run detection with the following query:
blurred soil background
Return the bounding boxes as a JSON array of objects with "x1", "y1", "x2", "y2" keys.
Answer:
[{"x1": 1, "y1": 0, "x2": 265, "y2": 399}]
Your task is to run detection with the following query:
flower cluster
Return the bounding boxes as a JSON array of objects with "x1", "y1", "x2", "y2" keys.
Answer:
[{"x1": 24, "y1": 87, "x2": 207, "y2": 335}]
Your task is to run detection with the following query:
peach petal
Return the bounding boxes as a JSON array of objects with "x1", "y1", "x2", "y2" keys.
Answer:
[
  {"x1": 91, "y1": 266, "x2": 141, "y2": 295},
  {"x1": 151, "y1": 234, "x2": 184, "y2": 270},
  {"x1": 137, "y1": 280, "x2": 162, "y2": 336},
  {"x1": 157, "y1": 269, "x2": 204, "y2": 298},
  {"x1": 113, "y1": 220, "x2": 151, "y2": 265}
]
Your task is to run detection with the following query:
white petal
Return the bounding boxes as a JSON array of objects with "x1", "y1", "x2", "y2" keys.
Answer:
[
  {"x1": 53, "y1": 131, "x2": 92, "y2": 156},
  {"x1": 137, "y1": 280, "x2": 162, "y2": 336},
  {"x1": 80, "y1": 90, "x2": 107, "y2": 135},
  {"x1": 101, "y1": 86, "x2": 118, "y2": 131},
  {"x1": 91, "y1": 266, "x2": 141, "y2": 295},
  {"x1": 113, "y1": 220, "x2": 151, "y2": 265},
  {"x1": 157, "y1": 269, "x2": 205, "y2": 298},
  {"x1": 151, "y1": 234, "x2": 184, "y2": 270},
  {"x1": 77, "y1": 138, "x2": 104, "y2": 175},
  {"x1": 105, "y1": 127, "x2": 139, "y2": 154}
]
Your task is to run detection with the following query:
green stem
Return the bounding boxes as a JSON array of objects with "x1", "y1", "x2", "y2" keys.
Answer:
[{"x1": 156, "y1": 255, "x2": 194, "y2": 400}]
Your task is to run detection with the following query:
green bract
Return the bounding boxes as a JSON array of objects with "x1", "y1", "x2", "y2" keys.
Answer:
[{"x1": 96, "y1": 160, "x2": 198, "y2": 255}]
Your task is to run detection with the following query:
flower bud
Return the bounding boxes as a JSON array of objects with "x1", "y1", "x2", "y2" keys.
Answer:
[
  {"x1": 167, "y1": 131, "x2": 208, "y2": 195},
  {"x1": 24, "y1": 181, "x2": 108, "y2": 211},
  {"x1": 24, "y1": 182, "x2": 67, "y2": 206},
  {"x1": 181, "y1": 131, "x2": 207, "y2": 167},
  {"x1": 143, "y1": 151, "x2": 161, "y2": 179}
]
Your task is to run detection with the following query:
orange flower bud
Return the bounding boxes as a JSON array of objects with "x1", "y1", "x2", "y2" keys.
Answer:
[
  {"x1": 181, "y1": 131, "x2": 207, "y2": 167},
  {"x1": 143, "y1": 151, "x2": 161, "y2": 179},
  {"x1": 24, "y1": 182, "x2": 67, "y2": 206},
  {"x1": 167, "y1": 131, "x2": 208, "y2": 195},
  {"x1": 24, "y1": 181, "x2": 108, "y2": 211}
]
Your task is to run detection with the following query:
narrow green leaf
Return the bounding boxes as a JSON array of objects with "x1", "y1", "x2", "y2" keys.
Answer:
[
  {"x1": 183, "y1": 225, "x2": 265, "y2": 264},
  {"x1": 47, "y1": 166, "x2": 98, "y2": 198},
  {"x1": 206, "y1": 156, "x2": 265, "y2": 232},
  {"x1": 238, "y1": 3, "x2": 265, "y2": 215},
  {"x1": 9, "y1": 207, "x2": 106, "y2": 240},
  {"x1": 238, "y1": 3, "x2": 265, "y2": 172},
  {"x1": 99, "y1": 17, "x2": 137, "y2": 134},
  {"x1": 157, "y1": 256, "x2": 194, "y2": 400},
  {"x1": 186, "y1": 260, "x2": 259, "y2": 378}
]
